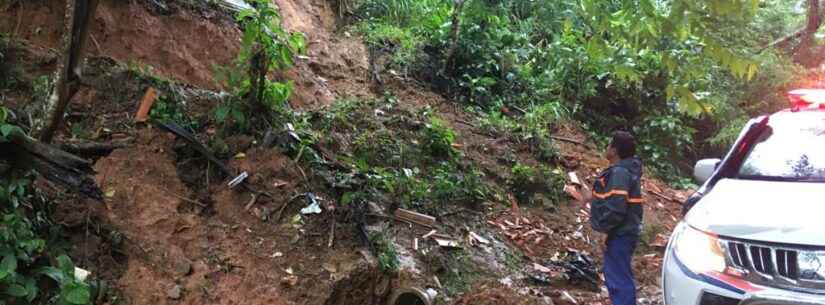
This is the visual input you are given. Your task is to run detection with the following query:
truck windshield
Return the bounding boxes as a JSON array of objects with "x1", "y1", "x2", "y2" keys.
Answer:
[{"x1": 738, "y1": 112, "x2": 825, "y2": 182}]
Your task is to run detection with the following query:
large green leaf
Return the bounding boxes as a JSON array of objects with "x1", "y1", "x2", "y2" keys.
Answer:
[
  {"x1": 5, "y1": 283, "x2": 27, "y2": 297},
  {"x1": 0, "y1": 254, "x2": 16, "y2": 275},
  {"x1": 63, "y1": 283, "x2": 90, "y2": 305}
]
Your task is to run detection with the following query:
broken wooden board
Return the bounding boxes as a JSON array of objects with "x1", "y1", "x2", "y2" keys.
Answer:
[
  {"x1": 394, "y1": 208, "x2": 436, "y2": 227},
  {"x1": 135, "y1": 87, "x2": 158, "y2": 123},
  {"x1": 433, "y1": 238, "x2": 461, "y2": 249},
  {"x1": 468, "y1": 232, "x2": 490, "y2": 244},
  {"x1": 568, "y1": 171, "x2": 581, "y2": 185}
]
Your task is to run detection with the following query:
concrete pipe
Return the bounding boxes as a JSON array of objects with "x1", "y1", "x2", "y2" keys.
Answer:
[{"x1": 387, "y1": 287, "x2": 436, "y2": 305}]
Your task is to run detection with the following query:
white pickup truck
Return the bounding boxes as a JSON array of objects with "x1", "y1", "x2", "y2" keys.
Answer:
[{"x1": 662, "y1": 89, "x2": 825, "y2": 305}]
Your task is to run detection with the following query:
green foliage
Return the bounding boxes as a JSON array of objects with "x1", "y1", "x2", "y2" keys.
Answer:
[
  {"x1": 236, "y1": 0, "x2": 306, "y2": 72},
  {"x1": 368, "y1": 231, "x2": 399, "y2": 273},
  {"x1": 437, "y1": 250, "x2": 479, "y2": 296},
  {"x1": 633, "y1": 114, "x2": 695, "y2": 183},
  {"x1": 216, "y1": 0, "x2": 306, "y2": 132},
  {"x1": 421, "y1": 116, "x2": 457, "y2": 159},
  {"x1": 0, "y1": 108, "x2": 25, "y2": 142},
  {"x1": 509, "y1": 163, "x2": 565, "y2": 206},
  {"x1": 353, "y1": 0, "x2": 808, "y2": 180},
  {"x1": 357, "y1": 23, "x2": 420, "y2": 67},
  {"x1": 149, "y1": 95, "x2": 198, "y2": 131},
  {"x1": 0, "y1": 107, "x2": 92, "y2": 305}
]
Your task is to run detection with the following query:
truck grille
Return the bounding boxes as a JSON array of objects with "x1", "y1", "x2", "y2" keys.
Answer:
[{"x1": 728, "y1": 242, "x2": 798, "y2": 279}]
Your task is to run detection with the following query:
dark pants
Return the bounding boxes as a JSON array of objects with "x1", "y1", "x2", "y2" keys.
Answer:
[{"x1": 604, "y1": 234, "x2": 639, "y2": 305}]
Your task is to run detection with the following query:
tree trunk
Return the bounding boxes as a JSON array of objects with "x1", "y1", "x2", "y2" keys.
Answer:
[
  {"x1": 38, "y1": 0, "x2": 99, "y2": 143},
  {"x1": 793, "y1": 0, "x2": 823, "y2": 66},
  {"x1": 441, "y1": 0, "x2": 467, "y2": 75}
]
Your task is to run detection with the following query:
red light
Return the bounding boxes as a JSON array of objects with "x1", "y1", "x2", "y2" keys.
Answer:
[{"x1": 787, "y1": 89, "x2": 825, "y2": 111}]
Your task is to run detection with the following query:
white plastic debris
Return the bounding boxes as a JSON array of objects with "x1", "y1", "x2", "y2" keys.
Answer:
[
  {"x1": 300, "y1": 202, "x2": 322, "y2": 214},
  {"x1": 74, "y1": 267, "x2": 91, "y2": 282}
]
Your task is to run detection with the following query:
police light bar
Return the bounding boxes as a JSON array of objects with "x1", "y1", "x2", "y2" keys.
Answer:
[{"x1": 787, "y1": 89, "x2": 825, "y2": 111}]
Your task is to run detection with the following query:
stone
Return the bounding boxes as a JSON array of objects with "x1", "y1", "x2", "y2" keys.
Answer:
[
  {"x1": 173, "y1": 259, "x2": 192, "y2": 278},
  {"x1": 167, "y1": 285, "x2": 182, "y2": 300}
]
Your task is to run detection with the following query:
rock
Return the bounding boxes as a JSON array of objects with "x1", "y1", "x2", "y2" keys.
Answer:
[
  {"x1": 281, "y1": 275, "x2": 299, "y2": 287},
  {"x1": 173, "y1": 259, "x2": 192, "y2": 278},
  {"x1": 167, "y1": 285, "x2": 182, "y2": 300}
]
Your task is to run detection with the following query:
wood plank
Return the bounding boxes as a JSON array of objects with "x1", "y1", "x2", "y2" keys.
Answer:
[{"x1": 394, "y1": 208, "x2": 436, "y2": 227}]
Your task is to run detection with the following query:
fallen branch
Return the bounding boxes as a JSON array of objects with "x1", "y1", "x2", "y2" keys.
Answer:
[
  {"x1": 550, "y1": 135, "x2": 585, "y2": 145},
  {"x1": 648, "y1": 189, "x2": 677, "y2": 203},
  {"x1": 58, "y1": 139, "x2": 130, "y2": 156}
]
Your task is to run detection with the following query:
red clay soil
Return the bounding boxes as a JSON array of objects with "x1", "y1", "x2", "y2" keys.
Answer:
[
  {"x1": 1, "y1": 1, "x2": 241, "y2": 90},
  {"x1": 454, "y1": 284, "x2": 547, "y2": 305},
  {"x1": 86, "y1": 129, "x2": 366, "y2": 305},
  {"x1": 0, "y1": 0, "x2": 370, "y2": 107}
]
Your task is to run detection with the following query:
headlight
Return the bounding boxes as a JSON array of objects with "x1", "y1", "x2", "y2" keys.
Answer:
[{"x1": 672, "y1": 222, "x2": 727, "y2": 274}]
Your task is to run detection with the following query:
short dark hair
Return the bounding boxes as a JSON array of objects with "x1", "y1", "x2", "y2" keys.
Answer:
[{"x1": 610, "y1": 131, "x2": 636, "y2": 159}]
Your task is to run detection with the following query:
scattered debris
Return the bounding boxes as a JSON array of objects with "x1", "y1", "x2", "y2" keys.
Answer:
[
  {"x1": 394, "y1": 208, "x2": 436, "y2": 227},
  {"x1": 74, "y1": 267, "x2": 91, "y2": 282},
  {"x1": 568, "y1": 172, "x2": 582, "y2": 186},
  {"x1": 154, "y1": 121, "x2": 232, "y2": 176},
  {"x1": 422, "y1": 230, "x2": 437, "y2": 239},
  {"x1": 468, "y1": 231, "x2": 490, "y2": 245},
  {"x1": 227, "y1": 171, "x2": 249, "y2": 188},
  {"x1": 433, "y1": 238, "x2": 461, "y2": 249},
  {"x1": 490, "y1": 213, "x2": 554, "y2": 254},
  {"x1": 561, "y1": 291, "x2": 578, "y2": 305},
  {"x1": 300, "y1": 193, "x2": 322, "y2": 215},
  {"x1": 563, "y1": 185, "x2": 583, "y2": 202},
  {"x1": 272, "y1": 179, "x2": 288, "y2": 188},
  {"x1": 281, "y1": 275, "x2": 299, "y2": 287},
  {"x1": 135, "y1": 87, "x2": 158, "y2": 123},
  {"x1": 550, "y1": 250, "x2": 600, "y2": 290},
  {"x1": 533, "y1": 263, "x2": 553, "y2": 274}
]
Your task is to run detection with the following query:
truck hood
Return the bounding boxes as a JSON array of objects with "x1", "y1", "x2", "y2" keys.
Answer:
[{"x1": 686, "y1": 178, "x2": 825, "y2": 247}]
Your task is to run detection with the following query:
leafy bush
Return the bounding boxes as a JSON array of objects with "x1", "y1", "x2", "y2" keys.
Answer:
[
  {"x1": 149, "y1": 95, "x2": 198, "y2": 131},
  {"x1": 633, "y1": 114, "x2": 695, "y2": 183},
  {"x1": 509, "y1": 163, "x2": 565, "y2": 205},
  {"x1": 368, "y1": 231, "x2": 399, "y2": 273},
  {"x1": 421, "y1": 117, "x2": 457, "y2": 159},
  {"x1": 0, "y1": 107, "x2": 93, "y2": 305},
  {"x1": 216, "y1": 0, "x2": 306, "y2": 132}
]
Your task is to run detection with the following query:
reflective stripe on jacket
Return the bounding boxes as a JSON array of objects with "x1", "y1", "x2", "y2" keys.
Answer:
[{"x1": 590, "y1": 157, "x2": 644, "y2": 236}]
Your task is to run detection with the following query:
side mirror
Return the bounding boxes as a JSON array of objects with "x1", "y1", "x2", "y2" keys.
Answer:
[{"x1": 694, "y1": 158, "x2": 721, "y2": 184}]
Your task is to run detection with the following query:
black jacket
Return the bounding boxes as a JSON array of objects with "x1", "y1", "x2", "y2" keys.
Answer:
[{"x1": 589, "y1": 157, "x2": 644, "y2": 236}]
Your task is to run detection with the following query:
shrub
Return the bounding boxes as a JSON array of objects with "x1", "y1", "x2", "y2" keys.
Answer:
[
  {"x1": 421, "y1": 117, "x2": 457, "y2": 159},
  {"x1": 215, "y1": 0, "x2": 306, "y2": 132},
  {"x1": 368, "y1": 231, "x2": 399, "y2": 273},
  {"x1": 0, "y1": 107, "x2": 93, "y2": 304}
]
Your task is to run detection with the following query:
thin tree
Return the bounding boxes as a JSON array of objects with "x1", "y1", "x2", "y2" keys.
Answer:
[{"x1": 38, "y1": 0, "x2": 99, "y2": 143}]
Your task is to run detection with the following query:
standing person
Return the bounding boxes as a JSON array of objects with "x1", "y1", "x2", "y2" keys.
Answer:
[{"x1": 580, "y1": 131, "x2": 644, "y2": 305}]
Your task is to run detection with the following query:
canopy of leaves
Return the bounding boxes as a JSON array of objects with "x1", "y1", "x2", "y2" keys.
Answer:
[{"x1": 352, "y1": 0, "x2": 809, "y2": 182}]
